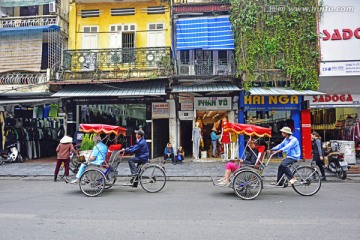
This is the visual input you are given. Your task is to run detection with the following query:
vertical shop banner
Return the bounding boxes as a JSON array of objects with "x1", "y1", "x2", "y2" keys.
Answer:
[
  {"x1": 194, "y1": 97, "x2": 232, "y2": 110},
  {"x1": 152, "y1": 102, "x2": 170, "y2": 119}
]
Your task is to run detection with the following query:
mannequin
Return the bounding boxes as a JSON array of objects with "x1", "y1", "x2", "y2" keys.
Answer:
[
  {"x1": 219, "y1": 118, "x2": 231, "y2": 160},
  {"x1": 192, "y1": 121, "x2": 202, "y2": 159},
  {"x1": 230, "y1": 132, "x2": 238, "y2": 159}
]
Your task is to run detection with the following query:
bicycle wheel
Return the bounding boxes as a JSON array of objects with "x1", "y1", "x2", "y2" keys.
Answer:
[
  {"x1": 140, "y1": 165, "x2": 166, "y2": 193},
  {"x1": 70, "y1": 156, "x2": 79, "y2": 173},
  {"x1": 79, "y1": 169, "x2": 105, "y2": 197},
  {"x1": 233, "y1": 170, "x2": 262, "y2": 200},
  {"x1": 292, "y1": 166, "x2": 321, "y2": 196}
]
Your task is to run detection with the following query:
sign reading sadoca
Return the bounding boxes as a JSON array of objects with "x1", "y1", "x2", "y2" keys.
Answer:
[
  {"x1": 305, "y1": 94, "x2": 360, "y2": 105},
  {"x1": 320, "y1": 0, "x2": 360, "y2": 62}
]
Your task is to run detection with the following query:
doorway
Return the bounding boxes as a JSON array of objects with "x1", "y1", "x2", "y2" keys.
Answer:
[
  {"x1": 180, "y1": 120, "x2": 193, "y2": 157},
  {"x1": 153, "y1": 119, "x2": 169, "y2": 158}
]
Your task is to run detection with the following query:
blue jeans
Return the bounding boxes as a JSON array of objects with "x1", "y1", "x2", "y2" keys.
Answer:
[
  {"x1": 211, "y1": 140, "x2": 217, "y2": 157},
  {"x1": 277, "y1": 157, "x2": 298, "y2": 182},
  {"x1": 128, "y1": 156, "x2": 148, "y2": 175}
]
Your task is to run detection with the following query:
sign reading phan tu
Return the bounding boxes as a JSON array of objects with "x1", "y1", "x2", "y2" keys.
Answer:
[{"x1": 242, "y1": 95, "x2": 301, "y2": 111}]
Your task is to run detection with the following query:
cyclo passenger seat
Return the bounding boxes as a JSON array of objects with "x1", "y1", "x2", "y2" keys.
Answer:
[
  {"x1": 102, "y1": 144, "x2": 122, "y2": 168},
  {"x1": 253, "y1": 145, "x2": 266, "y2": 170}
]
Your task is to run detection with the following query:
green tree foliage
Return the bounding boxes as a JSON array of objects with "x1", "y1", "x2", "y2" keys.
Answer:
[{"x1": 230, "y1": 0, "x2": 321, "y2": 90}]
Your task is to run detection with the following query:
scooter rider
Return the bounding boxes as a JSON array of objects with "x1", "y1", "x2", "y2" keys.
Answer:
[{"x1": 268, "y1": 127, "x2": 300, "y2": 186}]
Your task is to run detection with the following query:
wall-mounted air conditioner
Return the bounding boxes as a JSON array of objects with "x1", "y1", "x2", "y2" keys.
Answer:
[
  {"x1": 178, "y1": 64, "x2": 194, "y2": 75},
  {"x1": 49, "y1": 2, "x2": 56, "y2": 14}
]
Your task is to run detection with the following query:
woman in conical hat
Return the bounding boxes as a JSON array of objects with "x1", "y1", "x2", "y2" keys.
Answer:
[{"x1": 54, "y1": 136, "x2": 77, "y2": 182}]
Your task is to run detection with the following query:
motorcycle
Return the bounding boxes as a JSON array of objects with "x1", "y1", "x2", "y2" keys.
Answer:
[
  {"x1": 322, "y1": 141, "x2": 348, "y2": 180},
  {"x1": 0, "y1": 142, "x2": 23, "y2": 165}
]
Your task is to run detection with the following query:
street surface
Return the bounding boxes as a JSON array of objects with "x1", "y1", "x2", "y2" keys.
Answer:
[{"x1": 0, "y1": 178, "x2": 360, "y2": 240}]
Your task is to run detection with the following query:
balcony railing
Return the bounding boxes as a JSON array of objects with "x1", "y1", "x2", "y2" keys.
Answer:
[
  {"x1": 0, "y1": 15, "x2": 57, "y2": 28},
  {"x1": 0, "y1": 72, "x2": 47, "y2": 85},
  {"x1": 61, "y1": 47, "x2": 172, "y2": 80},
  {"x1": 0, "y1": 15, "x2": 68, "y2": 34},
  {"x1": 175, "y1": 59, "x2": 235, "y2": 76},
  {"x1": 173, "y1": 0, "x2": 230, "y2": 4}
]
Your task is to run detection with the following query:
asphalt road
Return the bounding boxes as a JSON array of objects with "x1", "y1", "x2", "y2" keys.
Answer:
[{"x1": 0, "y1": 178, "x2": 360, "y2": 240}]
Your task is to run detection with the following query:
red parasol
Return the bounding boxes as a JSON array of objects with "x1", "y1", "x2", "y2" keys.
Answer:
[
  {"x1": 223, "y1": 122, "x2": 272, "y2": 138},
  {"x1": 79, "y1": 124, "x2": 127, "y2": 136}
]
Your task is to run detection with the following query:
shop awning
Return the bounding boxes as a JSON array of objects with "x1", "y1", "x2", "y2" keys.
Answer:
[
  {"x1": 249, "y1": 87, "x2": 325, "y2": 96},
  {"x1": 52, "y1": 80, "x2": 166, "y2": 97},
  {"x1": 0, "y1": 25, "x2": 60, "y2": 34},
  {"x1": 172, "y1": 82, "x2": 240, "y2": 93},
  {"x1": 0, "y1": 98, "x2": 59, "y2": 106},
  {"x1": 319, "y1": 76, "x2": 360, "y2": 94}
]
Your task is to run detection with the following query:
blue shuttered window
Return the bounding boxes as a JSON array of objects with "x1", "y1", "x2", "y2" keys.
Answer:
[{"x1": 176, "y1": 16, "x2": 234, "y2": 50}]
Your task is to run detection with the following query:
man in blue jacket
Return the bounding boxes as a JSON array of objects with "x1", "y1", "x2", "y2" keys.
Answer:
[
  {"x1": 121, "y1": 129, "x2": 149, "y2": 177},
  {"x1": 269, "y1": 127, "x2": 300, "y2": 186}
]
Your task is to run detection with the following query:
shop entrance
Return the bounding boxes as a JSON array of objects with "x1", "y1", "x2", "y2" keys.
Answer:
[
  {"x1": 195, "y1": 110, "x2": 229, "y2": 158},
  {"x1": 153, "y1": 119, "x2": 169, "y2": 158},
  {"x1": 180, "y1": 120, "x2": 192, "y2": 157}
]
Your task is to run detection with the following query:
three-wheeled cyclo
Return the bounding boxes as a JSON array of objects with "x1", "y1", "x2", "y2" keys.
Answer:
[
  {"x1": 69, "y1": 124, "x2": 166, "y2": 197},
  {"x1": 212, "y1": 123, "x2": 322, "y2": 200}
]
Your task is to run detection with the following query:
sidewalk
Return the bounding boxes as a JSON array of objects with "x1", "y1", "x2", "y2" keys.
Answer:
[{"x1": 1, "y1": 156, "x2": 359, "y2": 181}]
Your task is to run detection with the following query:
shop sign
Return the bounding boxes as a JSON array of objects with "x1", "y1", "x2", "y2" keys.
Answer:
[
  {"x1": 242, "y1": 95, "x2": 300, "y2": 111},
  {"x1": 181, "y1": 102, "x2": 193, "y2": 111},
  {"x1": 152, "y1": 102, "x2": 170, "y2": 119},
  {"x1": 320, "y1": 61, "x2": 360, "y2": 76},
  {"x1": 304, "y1": 94, "x2": 360, "y2": 107},
  {"x1": 179, "y1": 111, "x2": 194, "y2": 120},
  {"x1": 179, "y1": 95, "x2": 194, "y2": 103},
  {"x1": 319, "y1": 0, "x2": 360, "y2": 62},
  {"x1": 194, "y1": 97, "x2": 231, "y2": 110}
]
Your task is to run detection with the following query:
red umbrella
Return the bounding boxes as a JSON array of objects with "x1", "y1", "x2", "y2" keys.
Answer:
[
  {"x1": 79, "y1": 124, "x2": 127, "y2": 136},
  {"x1": 223, "y1": 122, "x2": 272, "y2": 138}
]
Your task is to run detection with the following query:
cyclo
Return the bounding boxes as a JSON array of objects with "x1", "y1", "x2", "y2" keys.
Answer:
[
  {"x1": 212, "y1": 123, "x2": 321, "y2": 200},
  {"x1": 71, "y1": 124, "x2": 166, "y2": 197}
]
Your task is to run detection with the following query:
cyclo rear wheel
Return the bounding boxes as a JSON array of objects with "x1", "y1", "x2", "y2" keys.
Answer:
[
  {"x1": 139, "y1": 164, "x2": 166, "y2": 193},
  {"x1": 79, "y1": 169, "x2": 106, "y2": 197},
  {"x1": 233, "y1": 170, "x2": 262, "y2": 200},
  {"x1": 292, "y1": 166, "x2": 321, "y2": 196}
]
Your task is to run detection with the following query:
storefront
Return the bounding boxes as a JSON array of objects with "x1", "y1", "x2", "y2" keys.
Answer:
[
  {"x1": 52, "y1": 80, "x2": 168, "y2": 159},
  {"x1": 239, "y1": 88, "x2": 323, "y2": 160},
  {"x1": 314, "y1": 0, "x2": 360, "y2": 164},
  {"x1": 0, "y1": 97, "x2": 62, "y2": 160},
  {"x1": 304, "y1": 93, "x2": 360, "y2": 164},
  {"x1": 171, "y1": 82, "x2": 240, "y2": 158}
]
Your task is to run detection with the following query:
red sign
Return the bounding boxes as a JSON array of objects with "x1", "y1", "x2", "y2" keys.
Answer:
[
  {"x1": 312, "y1": 94, "x2": 353, "y2": 103},
  {"x1": 322, "y1": 28, "x2": 360, "y2": 41}
]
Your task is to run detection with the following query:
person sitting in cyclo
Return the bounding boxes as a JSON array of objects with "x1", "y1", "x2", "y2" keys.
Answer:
[
  {"x1": 269, "y1": 127, "x2": 300, "y2": 186},
  {"x1": 218, "y1": 139, "x2": 259, "y2": 186},
  {"x1": 120, "y1": 129, "x2": 149, "y2": 184},
  {"x1": 68, "y1": 135, "x2": 108, "y2": 184}
]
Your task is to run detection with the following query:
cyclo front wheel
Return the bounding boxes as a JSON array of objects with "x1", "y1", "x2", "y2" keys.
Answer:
[
  {"x1": 140, "y1": 164, "x2": 166, "y2": 193},
  {"x1": 292, "y1": 166, "x2": 321, "y2": 196},
  {"x1": 233, "y1": 170, "x2": 262, "y2": 200},
  {"x1": 79, "y1": 169, "x2": 106, "y2": 197}
]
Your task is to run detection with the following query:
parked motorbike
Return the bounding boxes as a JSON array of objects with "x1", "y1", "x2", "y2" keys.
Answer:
[
  {"x1": 0, "y1": 143, "x2": 23, "y2": 165},
  {"x1": 322, "y1": 141, "x2": 348, "y2": 180}
]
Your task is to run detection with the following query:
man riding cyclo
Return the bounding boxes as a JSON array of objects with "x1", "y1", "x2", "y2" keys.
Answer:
[
  {"x1": 268, "y1": 127, "x2": 300, "y2": 186},
  {"x1": 120, "y1": 129, "x2": 149, "y2": 185}
]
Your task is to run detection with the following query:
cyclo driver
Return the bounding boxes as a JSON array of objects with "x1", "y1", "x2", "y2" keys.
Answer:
[{"x1": 120, "y1": 129, "x2": 149, "y2": 185}]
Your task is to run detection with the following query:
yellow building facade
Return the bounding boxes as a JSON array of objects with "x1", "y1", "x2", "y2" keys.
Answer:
[{"x1": 62, "y1": 0, "x2": 171, "y2": 80}]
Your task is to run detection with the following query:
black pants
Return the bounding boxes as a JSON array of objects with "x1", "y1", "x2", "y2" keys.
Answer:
[
  {"x1": 164, "y1": 153, "x2": 175, "y2": 163},
  {"x1": 314, "y1": 155, "x2": 325, "y2": 177}
]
